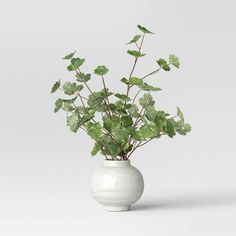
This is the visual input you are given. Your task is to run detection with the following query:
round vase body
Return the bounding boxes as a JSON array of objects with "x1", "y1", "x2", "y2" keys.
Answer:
[{"x1": 90, "y1": 160, "x2": 144, "y2": 212}]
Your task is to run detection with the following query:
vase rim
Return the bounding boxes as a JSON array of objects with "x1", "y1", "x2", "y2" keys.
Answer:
[{"x1": 104, "y1": 159, "x2": 130, "y2": 167}]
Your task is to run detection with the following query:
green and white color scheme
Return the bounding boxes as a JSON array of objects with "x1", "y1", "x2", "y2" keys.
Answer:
[{"x1": 51, "y1": 25, "x2": 191, "y2": 161}]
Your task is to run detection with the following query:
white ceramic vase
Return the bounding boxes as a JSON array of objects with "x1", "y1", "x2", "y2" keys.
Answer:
[{"x1": 90, "y1": 160, "x2": 144, "y2": 212}]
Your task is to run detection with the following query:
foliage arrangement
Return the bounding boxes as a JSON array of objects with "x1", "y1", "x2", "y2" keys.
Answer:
[{"x1": 51, "y1": 25, "x2": 191, "y2": 160}]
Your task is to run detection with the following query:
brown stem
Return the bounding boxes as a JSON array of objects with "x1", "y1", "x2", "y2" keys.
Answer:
[
  {"x1": 125, "y1": 34, "x2": 145, "y2": 147},
  {"x1": 80, "y1": 126, "x2": 87, "y2": 132},
  {"x1": 80, "y1": 95, "x2": 88, "y2": 100},
  {"x1": 78, "y1": 93, "x2": 86, "y2": 108},
  {"x1": 75, "y1": 68, "x2": 93, "y2": 95},
  {"x1": 132, "y1": 88, "x2": 142, "y2": 104},
  {"x1": 126, "y1": 34, "x2": 145, "y2": 97},
  {"x1": 142, "y1": 68, "x2": 161, "y2": 80},
  {"x1": 101, "y1": 76, "x2": 112, "y2": 117},
  {"x1": 135, "y1": 42, "x2": 139, "y2": 49},
  {"x1": 137, "y1": 138, "x2": 153, "y2": 148},
  {"x1": 127, "y1": 141, "x2": 142, "y2": 159},
  {"x1": 133, "y1": 107, "x2": 144, "y2": 127}
]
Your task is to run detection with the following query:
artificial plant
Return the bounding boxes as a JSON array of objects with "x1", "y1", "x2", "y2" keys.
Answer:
[{"x1": 51, "y1": 25, "x2": 191, "y2": 160}]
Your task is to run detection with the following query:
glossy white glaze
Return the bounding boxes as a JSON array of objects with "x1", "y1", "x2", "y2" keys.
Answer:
[{"x1": 90, "y1": 160, "x2": 144, "y2": 212}]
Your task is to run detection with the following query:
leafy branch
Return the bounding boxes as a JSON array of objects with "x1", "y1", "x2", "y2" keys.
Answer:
[{"x1": 51, "y1": 25, "x2": 191, "y2": 160}]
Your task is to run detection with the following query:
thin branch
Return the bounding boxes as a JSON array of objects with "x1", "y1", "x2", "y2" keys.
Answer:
[
  {"x1": 77, "y1": 92, "x2": 97, "y2": 124},
  {"x1": 75, "y1": 68, "x2": 93, "y2": 95},
  {"x1": 126, "y1": 34, "x2": 145, "y2": 97},
  {"x1": 78, "y1": 93, "x2": 86, "y2": 108},
  {"x1": 80, "y1": 95, "x2": 88, "y2": 101},
  {"x1": 132, "y1": 88, "x2": 142, "y2": 104},
  {"x1": 137, "y1": 138, "x2": 153, "y2": 147},
  {"x1": 127, "y1": 141, "x2": 141, "y2": 159},
  {"x1": 101, "y1": 76, "x2": 112, "y2": 117},
  {"x1": 141, "y1": 68, "x2": 161, "y2": 80},
  {"x1": 97, "y1": 141, "x2": 109, "y2": 160},
  {"x1": 127, "y1": 134, "x2": 163, "y2": 159},
  {"x1": 80, "y1": 126, "x2": 87, "y2": 132},
  {"x1": 133, "y1": 107, "x2": 144, "y2": 127}
]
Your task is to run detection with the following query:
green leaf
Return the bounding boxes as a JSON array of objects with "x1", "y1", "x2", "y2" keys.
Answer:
[
  {"x1": 139, "y1": 83, "x2": 161, "y2": 91},
  {"x1": 154, "y1": 111, "x2": 167, "y2": 130},
  {"x1": 67, "y1": 112, "x2": 80, "y2": 132},
  {"x1": 126, "y1": 105, "x2": 132, "y2": 111},
  {"x1": 127, "y1": 77, "x2": 161, "y2": 92},
  {"x1": 62, "y1": 100, "x2": 75, "y2": 112},
  {"x1": 103, "y1": 117, "x2": 113, "y2": 132},
  {"x1": 78, "y1": 114, "x2": 94, "y2": 127},
  {"x1": 67, "y1": 65, "x2": 75, "y2": 71},
  {"x1": 156, "y1": 59, "x2": 171, "y2": 71},
  {"x1": 61, "y1": 96, "x2": 77, "y2": 111},
  {"x1": 145, "y1": 105, "x2": 157, "y2": 121},
  {"x1": 173, "y1": 120, "x2": 191, "y2": 136},
  {"x1": 165, "y1": 119, "x2": 176, "y2": 138},
  {"x1": 106, "y1": 143, "x2": 121, "y2": 157},
  {"x1": 139, "y1": 93, "x2": 155, "y2": 107},
  {"x1": 121, "y1": 116, "x2": 133, "y2": 127},
  {"x1": 127, "y1": 50, "x2": 145, "y2": 58},
  {"x1": 71, "y1": 58, "x2": 85, "y2": 68},
  {"x1": 51, "y1": 80, "x2": 61, "y2": 93},
  {"x1": 127, "y1": 34, "x2": 142, "y2": 44},
  {"x1": 114, "y1": 93, "x2": 131, "y2": 102},
  {"x1": 88, "y1": 92, "x2": 104, "y2": 111},
  {"x1": 169, "y1": 55, "x2": 180, "y2": 68},
  {"x1": 114, "y1": 127, "x2": 129, "y2": 144},
  {"x1": 137, "y1": 25, "x2": 154, "y2": 34},
  {"x1": 124, "y1": 144, "x2": 133, "y2": 153},
  {"x1": 91, "y1": 143, "x2": 101, "y2": 156},
  {"x1": 87, "y1": 90, "x2": 112, "y2": 111},
  {"x1": 128, "y1": 104, "x2": 139, "y2": 118},
  {"x1": 87, "y1": 122, "x2": 102, "y2": 140},
  {"x1": 63, "y1": 82, "x2": 83, "y2": 95},
  {"x1": 121, "y1": 77, "x2": 129, "y2": 85},
  {"x1": 100, "y1": 135, "x2": 111, "y2": 146},
  {"x1": 183, "y1": 123, "x2": 191, "y2": 132},
  {"x1": 63, "y1": 51, "x2": 76, "y2": 60},
  {"x1": 94, "y1": 65, "x2": 109, "y2": 76},
  {"x1": 177, "y1": 106, "x2": 184, "y2": 121},
  {"x1": 103, "y1": 116, "x2": 120, "y2": 132},
  {"x1": 138, "y1": 123, "x2": 157, "y2": 140},
  {"x1": 54, "y1": 98, "x2": 63, "y2": 113},
  {"x1": 114, "y1": 103, "x2": 127, "y2": 115},
  {"x1": 129, "y1": 77, "x2": 143, "y2": 86},
  {"x1": 76, "y1": 73, "x2": 91, "y2": 82}
]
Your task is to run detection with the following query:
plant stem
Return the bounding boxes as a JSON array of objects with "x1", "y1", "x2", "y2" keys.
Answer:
[
  {"x1": 101, "y1": 76, "x2": 112, "y2": 117},
  {"x1": 80, "y1": 95, "x2": 88, "y2": 100},
  {"x1": 137, "y1": 138, "x2": 153, "y2": 147},
  {"x1": 75, "y1": 68, "x2": 93, "y2": 95},
  {"x1": 132, "y1": 88, "x2": 142, "y2": 104},
  {"x1": 133, "y1": 107, "x2": 144, "y2": 127},
  {"x1": 126, "y1": 34, "x2": 145, "y2": 97},
  {"x1": 127, "y1": 141, "x2": 142, "y2": 159},
  {"x1": 78, "y1": 93, "x2": 86, "y2": 108},
  {"x1": 125, "y1": 34, "x2": 145, "y2": 147},
  {"x1": 141, "y1": 68, "x2": 161, "y2": 80}
]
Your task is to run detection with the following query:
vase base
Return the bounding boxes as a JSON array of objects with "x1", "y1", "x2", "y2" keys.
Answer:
[{"x1": 104, "y1": 205, "x2": 130, "y2": 212}]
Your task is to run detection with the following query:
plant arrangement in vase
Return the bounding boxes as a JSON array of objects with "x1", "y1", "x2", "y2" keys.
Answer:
[{"x1": 51, "y1": 25, "x2": 191, "y2": 211}]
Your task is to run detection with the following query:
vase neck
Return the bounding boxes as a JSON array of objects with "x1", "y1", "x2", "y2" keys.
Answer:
[{"x1": 104, "y1": 160, "x2": 130, "y2": 167}]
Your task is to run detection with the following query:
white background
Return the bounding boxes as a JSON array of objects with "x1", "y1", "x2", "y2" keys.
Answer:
[{"x1": 0, "y1": 0, "x2": 236, "y2": 235}]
